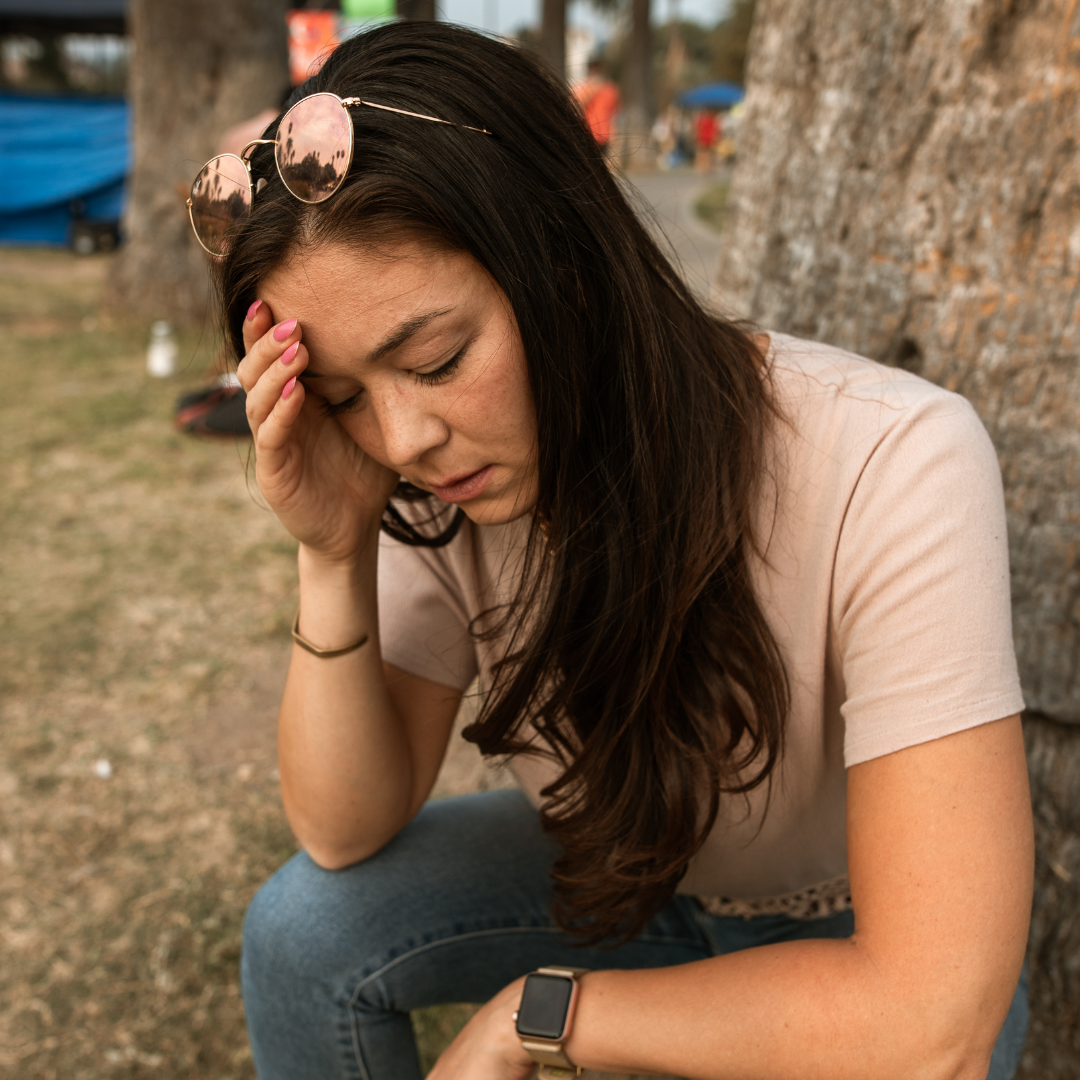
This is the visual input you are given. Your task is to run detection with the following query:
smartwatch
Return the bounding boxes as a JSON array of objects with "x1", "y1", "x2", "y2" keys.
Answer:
[{"x1": 513, "y1": 966, "x2": 589, "y2": 1079}]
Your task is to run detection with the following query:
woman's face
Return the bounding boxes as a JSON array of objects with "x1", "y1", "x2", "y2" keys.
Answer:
[{"x1": 260, "y1": 240, "x2": 539, "y2": 527}]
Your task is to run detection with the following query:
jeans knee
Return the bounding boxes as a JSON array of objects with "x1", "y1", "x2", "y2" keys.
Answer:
[{"x1": 242, "y1": 851, "x2": 361, "y2": 990}]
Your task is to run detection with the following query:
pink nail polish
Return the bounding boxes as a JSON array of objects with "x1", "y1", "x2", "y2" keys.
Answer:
[
  {"x1": 246, "y1": 299, "x2": 262, "y2": 321},
  {"x1": 282, "y1": 376, "x2": 297, "y2": 400},
  {"x1": 273, "y1": 318, "x2": 297, "y2": 342},
  {"x1": 281, "y1": 342, "x2": 299, "y2": 365}
]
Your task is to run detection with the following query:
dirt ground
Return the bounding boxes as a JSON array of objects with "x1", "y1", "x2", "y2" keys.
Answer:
[{"x1": 0, "y1": 249, "x2": 508, "y2": 1079}]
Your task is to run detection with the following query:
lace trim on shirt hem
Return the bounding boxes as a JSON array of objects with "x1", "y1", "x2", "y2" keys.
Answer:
[{"x1": 696, "y1": 874, "x2": 852, "y2": 920}]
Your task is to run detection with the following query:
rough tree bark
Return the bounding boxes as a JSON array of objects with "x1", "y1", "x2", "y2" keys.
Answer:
[
  {"x1": 715, "y1": 0, "x2": 1080, "y2": 1072},
  {"x1": 538, "y1": 0, "x2": 566, "y2": 79},
  {"x1": 397, "y1": 0, "x2": 436, "y2": 21},
  {"x1": 107, "y1": 0, "x2": 290, "y2": 325},
  {"x1": 620, "y1": 0, "x2": 653, "y2": 166}
]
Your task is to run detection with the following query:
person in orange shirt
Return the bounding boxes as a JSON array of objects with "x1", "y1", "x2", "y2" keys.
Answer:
[
  {"x1": 694, "y1": 108, "x2": 720, "y2": 172},
  {"x1": 574, "y1": 58, "x2": 621, "y2": 158}
]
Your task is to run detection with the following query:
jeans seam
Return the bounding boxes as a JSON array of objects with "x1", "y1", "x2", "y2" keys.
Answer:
[
  {"x1": 346, "y1": 926, "x2": 565, "y2": 1080},
  {"x1": 344, "y1": 923, "x2": 704, "y2": 1077}
]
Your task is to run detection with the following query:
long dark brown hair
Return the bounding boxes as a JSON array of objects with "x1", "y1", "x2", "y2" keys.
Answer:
[{"x1": 218, "y1": 22, "x2": 788, "y2": 944}]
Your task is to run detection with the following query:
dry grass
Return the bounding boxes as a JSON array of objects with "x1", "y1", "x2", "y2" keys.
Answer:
[{"x1": 0, "y1": 250, "x2": 494, "y2": 1079}]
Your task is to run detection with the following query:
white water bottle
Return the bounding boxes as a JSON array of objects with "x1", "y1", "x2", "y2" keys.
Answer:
[{"x1": 147, "y1": 320, "x2": 178, "y2": 378}]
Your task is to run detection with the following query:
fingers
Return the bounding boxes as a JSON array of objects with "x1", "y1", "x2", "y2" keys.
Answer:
[
  {"x1": 255, "y1": 373, "x2": 308, "y2": 457},
  {"x1": 244, "y1": 333, "x2": 310, "y2": 444},
  {"x1": 236, "y1": 306, "x2": 301, "y2": 395},
  {"x1": 241, "y1": 297, "x2": 274, "y2": 358}
]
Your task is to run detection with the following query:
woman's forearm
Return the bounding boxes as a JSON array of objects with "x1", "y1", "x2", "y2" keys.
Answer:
[
  {"x1": 563, "y1": 938, "x2": 998, "y2": 1080},
  {"x1": 277, "y1": 540, "x2": 418, "y2": 868}
]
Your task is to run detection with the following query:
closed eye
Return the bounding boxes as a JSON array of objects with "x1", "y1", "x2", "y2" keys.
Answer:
[
  {"x1": 312, "y1": 339, "x2": 471, "y2": 416},
  {"x1": 319, "y1": 390, "x2": 363, "y2": 417},
  {"x1": 413, "y1": 342, "x2": 469, "y2": 386}
]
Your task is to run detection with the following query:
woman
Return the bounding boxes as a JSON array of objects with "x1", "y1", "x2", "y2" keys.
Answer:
[{"x1": 199, "y1": 22, "x2": 1033, "y2": 1080}]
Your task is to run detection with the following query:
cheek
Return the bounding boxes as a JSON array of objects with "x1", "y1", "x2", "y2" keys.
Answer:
[
  {"x1": 457, "y1": 351, "x2": 535, "y2": 448},
  {"x1": 336, "y1": 412, "x2": 385, "y2": 460}
]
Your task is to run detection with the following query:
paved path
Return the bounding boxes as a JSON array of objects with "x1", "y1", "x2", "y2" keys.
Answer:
[{"x1": 621, "y1": 169, "x2": 725, "y2": 304}]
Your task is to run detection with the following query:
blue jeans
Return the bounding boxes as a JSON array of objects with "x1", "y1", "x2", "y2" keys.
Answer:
[{"x1": 241, "y1": 789, "x2": 1028, "y2": 1080}]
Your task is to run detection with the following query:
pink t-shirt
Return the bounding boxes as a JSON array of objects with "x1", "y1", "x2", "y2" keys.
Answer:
[{"x1": 377, "y1": 333, "x2": 1024, "y2": 900}]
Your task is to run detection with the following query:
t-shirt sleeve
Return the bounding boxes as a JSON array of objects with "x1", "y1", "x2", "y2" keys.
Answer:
[
  {"x1": 833, "y1": 394, "x2": 1025, "y2": 766},
  {"x1": 377, "y1": 531, "x2": 478, "y2": 692}
]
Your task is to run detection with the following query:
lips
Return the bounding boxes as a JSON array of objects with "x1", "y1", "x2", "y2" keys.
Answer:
[{"x1": 430, "y1": 465, "x2": 494, "y2": 503}]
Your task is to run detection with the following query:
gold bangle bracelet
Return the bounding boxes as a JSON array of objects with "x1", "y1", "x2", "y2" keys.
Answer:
[{"x1": 291, "y1": 610, "x2": 369, "y2": 658}]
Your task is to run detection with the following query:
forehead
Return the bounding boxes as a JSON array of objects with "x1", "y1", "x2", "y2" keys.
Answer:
[{"x1": 259, "y1": 241, "x2": 484, "y2": 363}]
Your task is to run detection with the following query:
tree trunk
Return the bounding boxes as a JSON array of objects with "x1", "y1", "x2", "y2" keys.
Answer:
[
  {"x1": 107, "y1": 0, "x2": 289, "y2": 326},
  {"x1": 620, "y1": 0, "x2": 653, "y2": 167},
  {"x1": 1023, "y1": 714, "x2": 1080, "y2": 1074},
  {"x1": 715, "y1": 0, "x2": 1080, "y2": 1072},
  {"x1": 538, "y1": 0, "x2": 566, "y2": 79},
  {"x1": 397, "y1": 0, "x2": 436, "y2": 21}
]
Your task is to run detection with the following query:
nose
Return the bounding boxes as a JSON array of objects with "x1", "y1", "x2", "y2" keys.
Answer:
[{"x1": 366, "y1": 385, "x2": 450, "y2": 469}]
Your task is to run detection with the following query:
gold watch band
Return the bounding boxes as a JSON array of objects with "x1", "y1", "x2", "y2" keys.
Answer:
[{"x1": 520, "y1": 1038, "x2": 577, "y2": 1070}]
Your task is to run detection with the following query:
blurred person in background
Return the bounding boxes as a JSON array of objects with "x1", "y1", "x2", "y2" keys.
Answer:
[
  {"x1": 189, "y1": 22, "x2": 1031, "y2": 1080},
  {"x1": 652, "y1": 106, "x2": 680, "y2": 169},
  {"x1": 574, "y1": 57, "x2": 620, "y2": 160},
  {"x1": 694, "y1": 108, "x2": 719, "y2": 172}
]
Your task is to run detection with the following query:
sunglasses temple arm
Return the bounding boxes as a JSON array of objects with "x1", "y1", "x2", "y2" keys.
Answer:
[{"x1": 347, "y1": 99, "x2": 493, "y2": 136}]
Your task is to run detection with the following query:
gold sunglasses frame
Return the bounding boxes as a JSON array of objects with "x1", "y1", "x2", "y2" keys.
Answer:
[{"x1": 186, "y1": 92, "x2": 494, "y2": 257}]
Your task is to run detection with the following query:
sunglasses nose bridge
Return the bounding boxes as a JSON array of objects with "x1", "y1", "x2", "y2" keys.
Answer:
[{"x1": 241, "y1": 137, "x2": 277, "y2": 163}]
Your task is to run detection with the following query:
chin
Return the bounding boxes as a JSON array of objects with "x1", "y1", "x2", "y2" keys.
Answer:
[{"x1": 460, "y1": 493, "x2": 537, "y2": 528}]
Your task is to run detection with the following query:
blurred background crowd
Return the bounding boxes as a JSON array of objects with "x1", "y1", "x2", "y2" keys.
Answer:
[{"x1": 0, "y1": 0, "x2": 751, "y2": 258}]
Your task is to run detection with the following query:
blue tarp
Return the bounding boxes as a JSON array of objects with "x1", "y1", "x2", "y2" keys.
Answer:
[
  {"x1": 0, "y1": 92, "x2": 129, "y2": 245},
  {"x1": 678, "y1": 81, "x2": 745, "y2": 109}
]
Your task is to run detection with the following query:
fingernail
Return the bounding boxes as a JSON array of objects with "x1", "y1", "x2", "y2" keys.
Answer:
[
  {"x1": 281, "y1": 341, "x2": 299, "y2": 366},
  {"x1": 273, "y1": 318, "x2": 297, "y2": 342},
  {"x1": 282, "y1": 376, "x2": 297, "y2": 399},
  {"x1": 246, "y1": 299, "x2": 262, "y2": 321}
]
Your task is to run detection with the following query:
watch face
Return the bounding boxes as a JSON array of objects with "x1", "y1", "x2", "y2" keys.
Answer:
[{"x1": 515, "y1": 973, "x2": 574, "y2": 1040}]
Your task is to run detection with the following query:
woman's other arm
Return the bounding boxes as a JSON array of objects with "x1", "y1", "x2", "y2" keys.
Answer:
[
  {"x1": 277, "y1": 545, "x2": 462, "y2": 869},
  {"x1": 561, "y1": 714, "x2": 1033, "y2": 1080}
]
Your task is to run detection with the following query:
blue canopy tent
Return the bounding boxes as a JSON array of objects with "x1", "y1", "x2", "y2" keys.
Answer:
[
  {"x1": 678, "y1": 81, "x2": 745, "y2": 109},
  {"x1": 0, "y1": 0, "x2": 128, "y2": 246},
  {"x1": 0, "y1": 93, "x2": 129, "y2": 245}
]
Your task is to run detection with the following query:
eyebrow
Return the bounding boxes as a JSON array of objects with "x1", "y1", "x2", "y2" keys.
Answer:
[
  {"x1": 369, "y1": 307, "x2": 454, "y2": 363},
  {"x1": 300, "y1": 307, "x2": 456, "y2": 385}
]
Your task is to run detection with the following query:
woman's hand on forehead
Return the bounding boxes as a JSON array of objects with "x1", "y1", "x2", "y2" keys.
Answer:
[{"x1": 235, "y1": 295, "x2": 401, "y2": 564}]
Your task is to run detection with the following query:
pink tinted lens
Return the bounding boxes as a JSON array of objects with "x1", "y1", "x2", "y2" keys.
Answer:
[
  {"x1": 189, "y1": 154, "x2": 251, "y2": 256},
  {"x1": 276, "y1": 93, "x2": 353, "y2": 203}
]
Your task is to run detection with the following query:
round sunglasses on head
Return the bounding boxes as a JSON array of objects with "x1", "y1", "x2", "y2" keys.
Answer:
[{"x1": 187, "y1": 91, "x2": 493, "y2": 257}]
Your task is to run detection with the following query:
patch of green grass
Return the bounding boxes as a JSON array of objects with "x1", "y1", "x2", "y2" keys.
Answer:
[
  {"x1": 412, "y1": 1003, "x2": 482, "y2": 1074},
  {"x1": 695, "y1": 179, "x2": 731, "y2": 233},
  {"x1": 80, "y1": 389, "x2": 149, "y2": 428}
]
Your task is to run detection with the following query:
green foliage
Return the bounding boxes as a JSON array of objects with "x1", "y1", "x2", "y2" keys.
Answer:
[
  {"x1": 707, "y1": 0, "x2": 756, "y2": 83},
  {"x1": 587, "y1": 0, "x2": 756, "y2": 110}
]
